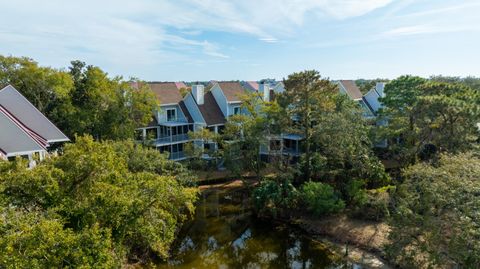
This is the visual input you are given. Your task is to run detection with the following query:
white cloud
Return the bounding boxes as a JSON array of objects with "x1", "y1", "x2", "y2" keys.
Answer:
[
  {"x1": 383, "y1": 25, "x2": 438, "y2": 36},
  {"x1": 397, "y1": 2, "x2": 480, "y2": 18},
  {"x1": 383, "y1": 24, "x2": 480, "y2": 37},
  {"x1": 259, "y1": 37, "x2": 279, "y2": 43},
  {"x1": 0, "y1": 0, "x2": 395, "y2": 77}
]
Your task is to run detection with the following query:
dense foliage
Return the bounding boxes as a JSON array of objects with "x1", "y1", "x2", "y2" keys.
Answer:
[
  {"x1": 253, "y1": 175, "x2": 299, "y2": 218},
  {"x1": 281, "y1": 70, "x2": 338, "y2": 181},
  {"x1": 307, "y1": 94, "x2": 390, "y2": 188},
  {"x1": 251, "y1": 70, "x2": 390, "y2": 220},
  {"x1": 0, "y1": 55, "x2": 157, "y2": 140},
  {"x1": 0, "y1": 136, "x2": 197, "y2": 267},
  {"x1": 221, "y1": 92, "x2": 283, "y2": 179},
  {"x1": 387, "y1": 153, "x2": 480, "y2": 268},
  {"x1": 355, "y1": 78, "x2": 389, "y2": 94},
  {"x1": 300, "y1": 182, "x2": 345, "y2": 216},
  {"x1": 379, "y1": 75, "x2": 480, "y2": 165}
]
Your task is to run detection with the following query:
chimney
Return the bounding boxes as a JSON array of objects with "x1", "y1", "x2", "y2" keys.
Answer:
[
  {"x1": 192, "y1": 85, "x2": 204, "y2": 105},
  {"x1": 259, "y1": 83, "x2": 270, "y2": 102},
  {"x1": 376, "y1": 82, "x2": 385, "y2": 97}
]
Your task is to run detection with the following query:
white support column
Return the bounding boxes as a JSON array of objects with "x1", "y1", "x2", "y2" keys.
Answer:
[
  {"x1": 214, "y1": 126, "x2": 219, "y2": 150},
  {"x1": 28, "y1": 153, "x2": 36, "y2": 168}
]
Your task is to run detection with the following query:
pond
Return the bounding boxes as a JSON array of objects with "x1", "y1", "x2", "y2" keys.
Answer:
[{"x1": 157, "y1": 186, "x2": 359, "y2": 269}]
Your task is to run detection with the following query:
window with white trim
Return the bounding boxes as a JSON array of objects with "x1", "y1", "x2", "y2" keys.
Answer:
[
  {"x1": 233, "y1": 106, "x2": 241, "y2": 115},
  {"x1": 166, "y1": 108, "x2": 176, "y2": 121}
]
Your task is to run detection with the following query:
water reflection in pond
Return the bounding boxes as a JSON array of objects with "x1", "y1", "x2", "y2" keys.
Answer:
[{"x1": 157, "y1": 187, "x2": 345, "y2": 269}]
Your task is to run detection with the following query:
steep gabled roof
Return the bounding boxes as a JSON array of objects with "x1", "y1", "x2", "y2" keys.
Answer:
[
  {"x1": 244, "y1": 81, "x2": 259, "y2": 91},
  {"x1": 0, "y1": 105, "x2": 46, "y2": 156},
  {"x1": 144, "y1": 82, "x2": 182, "y2": 105},
  {"x1": 0, "y1": 85, "x2": 69, "y2": 143},
  {"x1": 338, "y1": 80, "x2": 363, "y2": 100},
  {"x1": 218, "y1": 82, "x2": 248, "y2": 102},
  {"x1": 197, "y1": 91, "x2": 226, "y2": 126},
  {"x1": 179, "y1": 100, "x2": 193, "y2": 123}
]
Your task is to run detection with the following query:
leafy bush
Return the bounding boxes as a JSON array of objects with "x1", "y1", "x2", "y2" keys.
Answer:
[
  {"x1": 342, "y1": 179, "x2": 393, "y2": 221},
  {"x1": 345, "y1": 179, "x2": 368, "y2": 206},
  {"x1": 300, "y1": 182, "x2": 345, "y2": 217},
  {"x1": 350, "y1": 186, "x2": 394, "y2": 221},
  {"x1": 253, "y1": 175, "x2": 299, "y2": 218}
]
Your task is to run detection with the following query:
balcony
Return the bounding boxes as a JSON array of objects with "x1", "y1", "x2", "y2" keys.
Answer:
[
  {"x1": 162, "y1": 117, "x2": 189, "y2": 125},
  {"x1": 169, "y1": 151, "x2": 186, "y2": 160},
  {"x1": 283, "y1": 147, "x2": 300, "y2": 156},
  {"x1": 154, "y1": 133, "x2": 190, "y2": 145}
]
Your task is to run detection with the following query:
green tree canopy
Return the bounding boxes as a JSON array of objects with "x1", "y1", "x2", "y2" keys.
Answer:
[
  {"x1": 388, "y1": 153, "x2": 480, "y2": 268},
  {"x1": 379, "y1": 75, "x2": 480, "y2": 165},
  {"x1": 309, "y1": 94, "x2": 390, "y2": 189},
  {"x1": 0, "y1": 136, "x2": 197, "y2": 267},
  {"x1": 0, "y1": 55, "x2": 157, "y2": 140},
  {"x1": 281, "y1": 70, "x2": 338, "y2": 181},
  {"x1": 221, "y1": 91, "x2": 274, "y2": 180},
  {"x1": 0, "y1": 55, "x2": 74, "y2": 127},
  {"x1": 67, "y1": 60, "x2": 157, "y2": 139},
  {"x1": 279, "y1": 71, "x2": 388, "y2": 187}
]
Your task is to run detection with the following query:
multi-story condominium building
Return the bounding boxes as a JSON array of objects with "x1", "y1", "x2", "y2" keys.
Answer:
[
  {"x1": 136, "y1": 79, "x2": 387, "y2": 161},
  {"x1": 0, "y1": 85, "x2": 69, "y2": 166},
  {"x1": 135, "y1": 82, "x2": 196, "y2": 161}
]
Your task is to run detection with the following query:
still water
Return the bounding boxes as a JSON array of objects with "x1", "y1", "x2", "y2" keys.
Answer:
[{"x1": 157, "y1": 187, "x2": 351, "y2": 269}]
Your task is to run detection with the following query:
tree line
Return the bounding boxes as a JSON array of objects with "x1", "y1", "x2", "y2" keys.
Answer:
[{"x1": 0, "y1": 55, "x2": 157, "y2": 140}]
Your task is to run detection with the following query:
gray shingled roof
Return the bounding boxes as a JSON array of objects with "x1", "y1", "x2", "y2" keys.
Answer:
[
  {"x1": 0, "y1": 108, "x2": 45, "y2": 156},
  {"x1": 0, "y1": 85, "x2": 69, "y2": 143}
]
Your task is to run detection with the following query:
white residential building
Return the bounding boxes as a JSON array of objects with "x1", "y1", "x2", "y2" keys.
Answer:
[{"x1": 0, "y1": 85, "x2": 69, "y2": 166}]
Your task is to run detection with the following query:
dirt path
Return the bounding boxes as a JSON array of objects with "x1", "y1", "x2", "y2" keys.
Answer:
[{"x1": 291, "y1": 214, "x2": 392, "y2": 268}]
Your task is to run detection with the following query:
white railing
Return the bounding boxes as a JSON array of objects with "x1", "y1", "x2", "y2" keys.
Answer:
[
  {"x1": 169, "y1": 151, "x2": 186, "y2": 160},
  {"x1": 154, "y1": 134, "x2": 190, "y2": 145},
  {"x1": 165, "y1": 116, "x2": 189, "y2": 123}
]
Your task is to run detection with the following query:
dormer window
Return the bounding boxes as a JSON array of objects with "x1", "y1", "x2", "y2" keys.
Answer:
[
  {"x1": 233, "y1": 106, "x2": 241, "y2": 115},
  {"x1": 166, "y1": 108, "x2": 176, "y2": 121}
]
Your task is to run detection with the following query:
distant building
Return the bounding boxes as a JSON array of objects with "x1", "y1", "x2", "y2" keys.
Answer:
[
  {"x1": 0, "y1": 85, "x2": 69, "y2": 165},
  {"x1": 136, "y1": 79, "x2": 389, "y2": 162}
]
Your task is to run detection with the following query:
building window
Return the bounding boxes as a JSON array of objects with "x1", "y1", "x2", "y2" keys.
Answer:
[
  {"x1": 233, "y1": 106, "x2": 241, "y2": 115},
  {"x1": 166, "y1": 108, "x2": 176, "y2": 121}
]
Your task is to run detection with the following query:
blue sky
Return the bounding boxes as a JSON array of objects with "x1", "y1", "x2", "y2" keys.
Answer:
[{"x1": 1, "y1": 0, "x2": 479, "y2": 81}]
